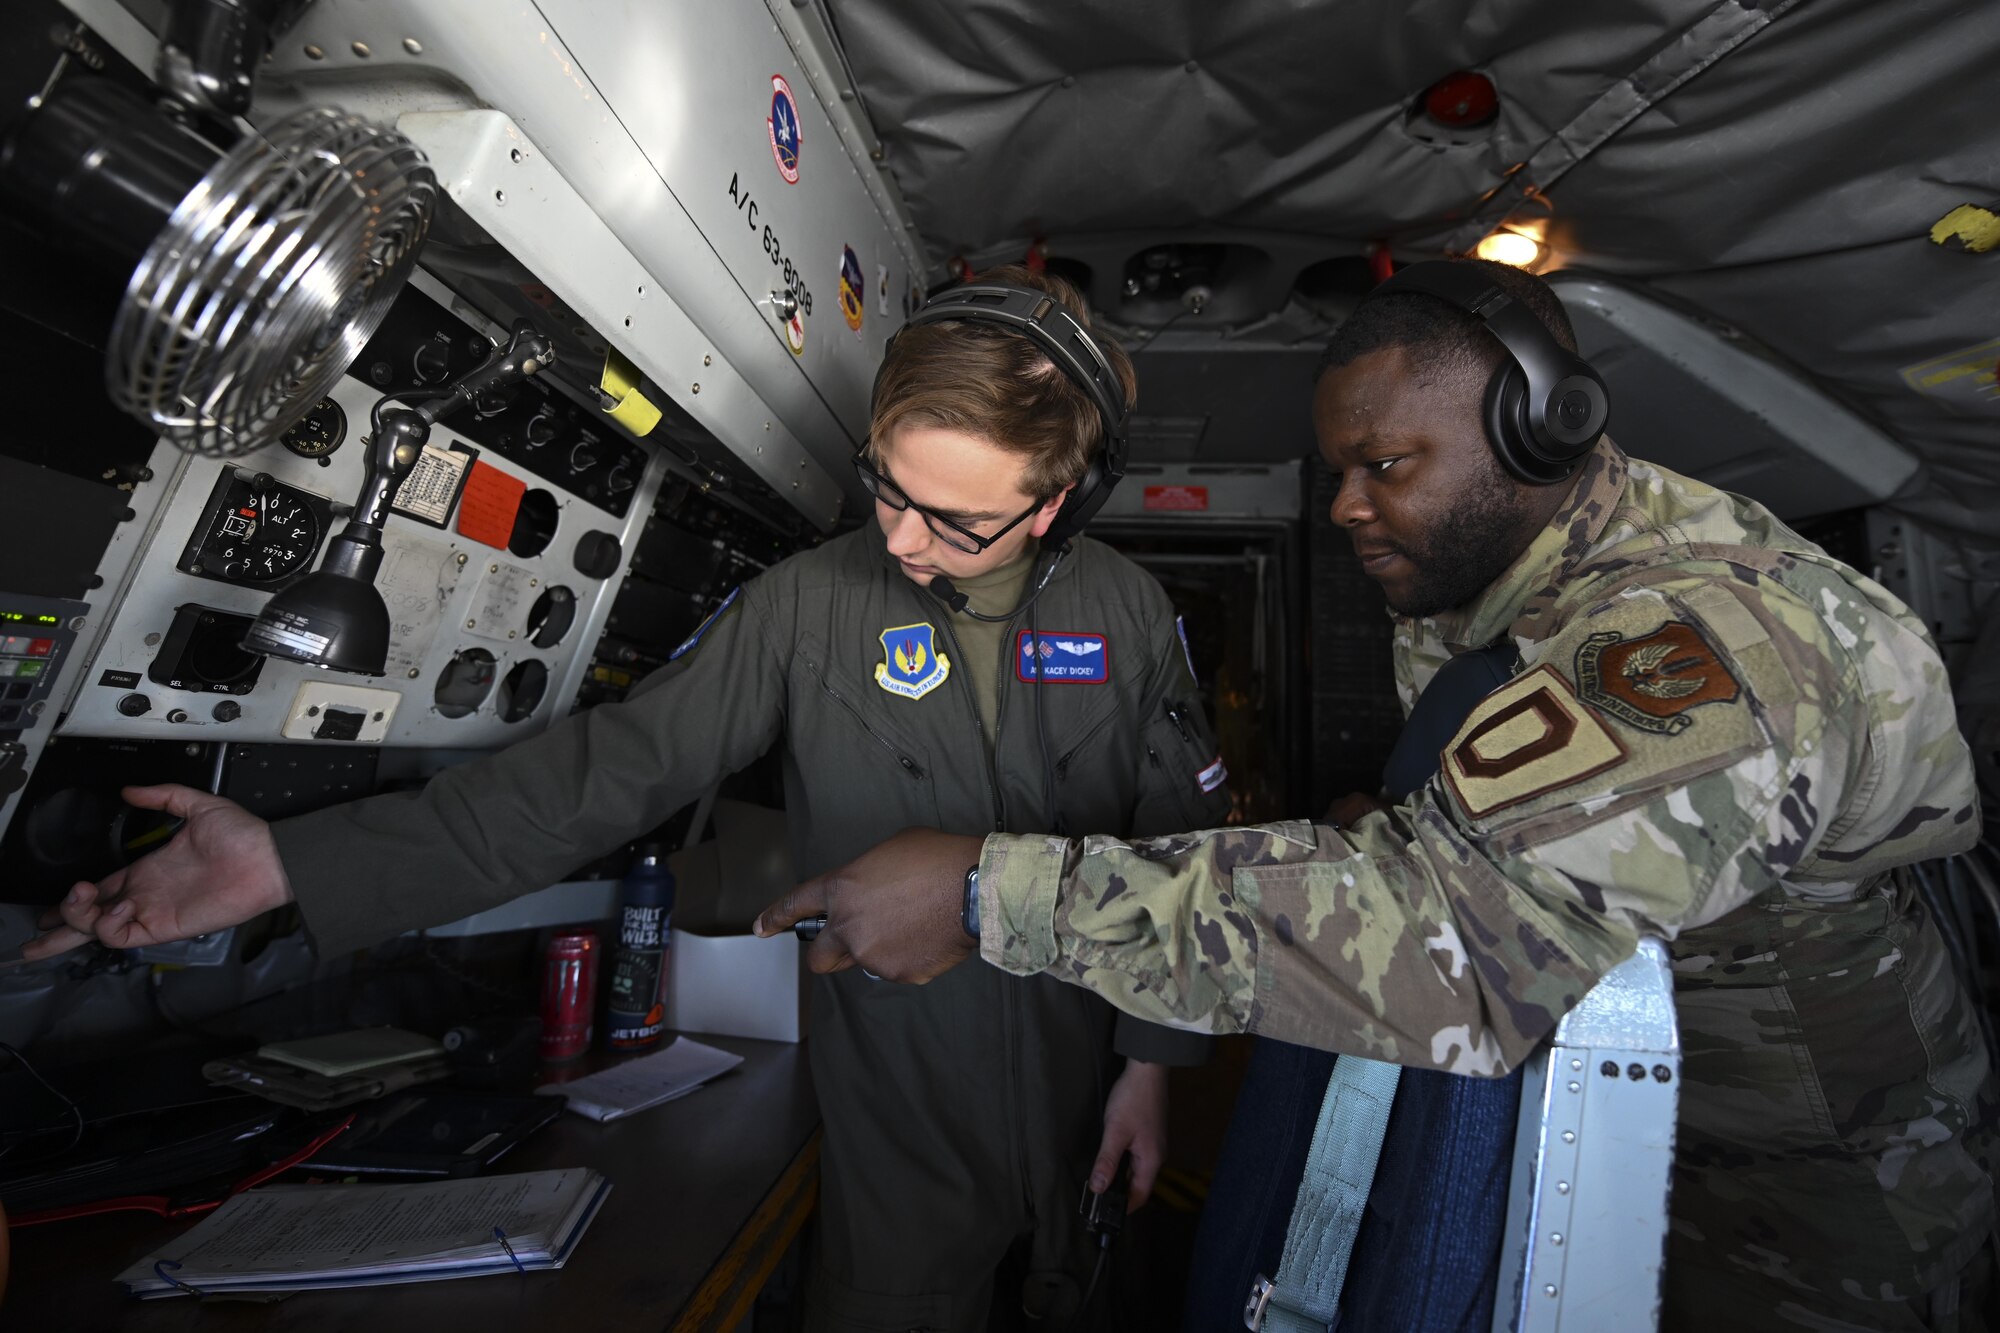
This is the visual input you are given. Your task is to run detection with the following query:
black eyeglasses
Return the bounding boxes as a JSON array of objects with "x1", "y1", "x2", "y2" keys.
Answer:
[{"x1": 853, "y1": 455, "x2": 1043, "y2": 554}]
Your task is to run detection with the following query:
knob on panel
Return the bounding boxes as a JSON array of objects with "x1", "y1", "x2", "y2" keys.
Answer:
[
  {"x1": 573, "y1": 530, "x2": 622, "y2": 580},
  {"x1": 412, "y1": 339, "x2": 451, "y2": 384}
]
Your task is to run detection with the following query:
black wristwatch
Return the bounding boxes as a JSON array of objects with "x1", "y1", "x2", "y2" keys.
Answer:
[{"x1": 961, "y1": 864, "x2": 981, "y2": 942}]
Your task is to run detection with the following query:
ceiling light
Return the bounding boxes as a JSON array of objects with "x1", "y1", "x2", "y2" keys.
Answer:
[{"x1": 1475, "y1": 229, "x2": 1544, "y2": 269}]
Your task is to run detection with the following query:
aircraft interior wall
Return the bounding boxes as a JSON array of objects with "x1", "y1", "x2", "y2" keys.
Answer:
[{"x1": 0, "y1": 0, "x2": 1993, "y2": 1326}]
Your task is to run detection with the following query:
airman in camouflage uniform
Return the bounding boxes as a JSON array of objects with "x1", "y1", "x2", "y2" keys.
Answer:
[
  {"x1": 744, "y1": 260, "x2": 1996, "y2": 1326},
  {"x1": 977, "y1": 437, "x2": 1994, "y2": 1328}
]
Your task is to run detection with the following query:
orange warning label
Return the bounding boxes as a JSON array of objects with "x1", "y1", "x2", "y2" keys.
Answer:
[{"x1": 457, "y1": 461, "x2": 526, "y2": 548}]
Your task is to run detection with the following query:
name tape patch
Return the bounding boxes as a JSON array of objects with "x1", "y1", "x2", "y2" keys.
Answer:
[{"x1": 1017, "y1": 630, "x2": 1110, "y2": 684}]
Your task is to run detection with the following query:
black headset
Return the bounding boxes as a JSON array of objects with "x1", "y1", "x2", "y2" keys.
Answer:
[
  {"x1": 1367, "y1": 262, "x2": 1609, "y2": 484},
  {"x1": 874, "y1": 280, "x2": 1130, "y2": 548}
]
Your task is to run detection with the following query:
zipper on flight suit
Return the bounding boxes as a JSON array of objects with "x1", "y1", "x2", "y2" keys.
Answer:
[
  {"x1": 800, "y1": 655, "x2": 926, "y2": 779},
  {"x1": 927, "y1": 591, "x2": 1035, "y2": 1217}
]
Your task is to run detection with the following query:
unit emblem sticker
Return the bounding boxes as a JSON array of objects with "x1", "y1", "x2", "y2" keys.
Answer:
[
  {"x1": 1442, "y1": 664, "x2": 1627, "y2": 819},
  {"x1": 838, "y1": 245, "x2": 866, "y2": 333},
  {"x1": 785, "y1": 305, "x2": 807, "y2": 356},
  {"x1": 1016, "y1": 631, "x2": 1110, "y2": 684},
  {"x1": 1574, "y1": 620, "x2": 1740, "y2": 735},
  {"x1": 877, "y1": 623, "x2": 951, "y2": 700},
  {"x1": 767, "y1": 74, "x2": 802, "y2": 183}
]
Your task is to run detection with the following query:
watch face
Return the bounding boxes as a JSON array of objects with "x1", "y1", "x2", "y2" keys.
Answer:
[{"x1": 182, "y1": 472, "x2": 333, "y2": 588}]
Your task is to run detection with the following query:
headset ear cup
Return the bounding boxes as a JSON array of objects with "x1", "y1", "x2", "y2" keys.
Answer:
[
  {"x1": 1484, "y1": 360, "x2": 1579, "y2": 485},
  {"x1": 1043, "y1": 457, "x2": 1106, "y2": 548},
  {"x1": 1545, "y1": 369, "x2": 1610, "y2": 454},
  {"x1": 1483, "y1": 362, "x2": 1535, "y2": 484}
]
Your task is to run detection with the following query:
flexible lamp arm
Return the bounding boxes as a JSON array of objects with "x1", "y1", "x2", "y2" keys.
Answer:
[{"x1": 350, "y1": 320, "x2": 556, "y2": 533}]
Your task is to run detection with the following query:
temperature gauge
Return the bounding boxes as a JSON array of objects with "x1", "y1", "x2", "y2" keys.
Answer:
[
  {"x1": 180, "y1": 471, "x2": 334, "y2": 589},
  {"x1": 280, "y1": 397, "x2": 347, "y2": 460}
]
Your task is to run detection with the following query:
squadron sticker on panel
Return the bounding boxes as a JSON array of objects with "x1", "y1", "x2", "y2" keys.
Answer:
[
  {"x1": 838, "y1": 246, "x2": 866, "y2": 333},
  {"x1": 877, "y1": 623, "x2": 951, "y2": 700},
  {"x1": 767, "y1": 75, "x2": 802, "y2": 183}
]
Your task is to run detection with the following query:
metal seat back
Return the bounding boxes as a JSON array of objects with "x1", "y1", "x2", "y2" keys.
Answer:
[{"x1": 1492, "y1": 937, "x2": 1680, "y2": 1332}]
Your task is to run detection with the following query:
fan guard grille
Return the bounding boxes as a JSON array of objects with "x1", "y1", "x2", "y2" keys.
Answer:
[{"x1": 107, "y1": 107, "x2": 437, "y2": 458}]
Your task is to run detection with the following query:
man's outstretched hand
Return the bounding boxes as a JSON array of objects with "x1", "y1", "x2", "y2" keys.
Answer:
[
  {"x1": 23, "y1": 784, "x2": 293, "y2": 961},
  {"x1": 755, "y1": 827, "x2": 985, "y2": 983}
]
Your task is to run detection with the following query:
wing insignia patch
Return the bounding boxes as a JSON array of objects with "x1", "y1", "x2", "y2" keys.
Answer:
[{"x1": 1574, "y1": 620, "x2": 1740, "y2": 735}]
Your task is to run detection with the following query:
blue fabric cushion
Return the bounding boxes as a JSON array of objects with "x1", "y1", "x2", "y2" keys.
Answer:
[{"x1": 1182, "y1": 643, "x2": 1523, "y2": 1331}]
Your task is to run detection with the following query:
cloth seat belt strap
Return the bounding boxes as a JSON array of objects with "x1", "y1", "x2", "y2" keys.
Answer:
[{"x1": 1249, "y1": 1054, "x2": 1402, "y2": 1332}]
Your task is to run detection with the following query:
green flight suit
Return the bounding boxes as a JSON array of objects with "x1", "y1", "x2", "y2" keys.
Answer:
[
  {"x1": 271, "y1": 523, "x2": 1230, "y2": 1331},
  {"x1": 976, "y1": 441, "x2": 1996, "y2": 1329}
]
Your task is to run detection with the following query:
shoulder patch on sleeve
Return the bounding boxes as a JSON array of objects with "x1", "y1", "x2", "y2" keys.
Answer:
[
  {"x1": 670, "y1": 585, "x2": 741, "y2": 661},
  {"x1": 1175, "y1": 615, "x2": 1199, "y2": 683},
  {"x1": 1442, "y1": 664, "x2": 1627, "y2": 819},
  {"x1": 1573, "y1": 619, "x2": 1740, "y2": 735}
]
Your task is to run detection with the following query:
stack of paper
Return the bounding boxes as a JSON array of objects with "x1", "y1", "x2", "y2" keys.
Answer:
[
  {"x1": 117, "y1": 1168, "x2": 609, "y2": 1297},
  {"x1": 536, "y1": 1036, "x2": 744, "y2": 1122}
]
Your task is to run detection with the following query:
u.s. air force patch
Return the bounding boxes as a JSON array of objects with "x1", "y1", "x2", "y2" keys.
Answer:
[
  {"x1": 876, "y1": 622, "x2": 951, "y2": 700},
  {"x1": 1442, "y1": 665, "x2": 1627, "y2": 819},
  {"x1": 1573, "y1": 620, "x2": 1740, "y2": 735}
]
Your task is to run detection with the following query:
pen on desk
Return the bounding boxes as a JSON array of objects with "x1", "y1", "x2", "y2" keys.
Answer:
[{"x1": 493, "y1": 1226, "x2": 525, "y2": 1273}]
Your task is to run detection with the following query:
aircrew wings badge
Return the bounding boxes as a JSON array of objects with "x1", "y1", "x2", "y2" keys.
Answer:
[
  {"x1": 1442, "y1": 665, "x2": 1627, "y2": 819},
  {"x1": 876, "y1": 622, "x2": 950, "y2": 700},
  {"x1": 1573, "y1": 620, "x2": 1740, "y2": 735}
]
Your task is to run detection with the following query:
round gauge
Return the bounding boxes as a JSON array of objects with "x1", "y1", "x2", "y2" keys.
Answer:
[
  {"x1": 201, "y1": 481, "x2": 326, "y2": 584},
  {"x1": 280, "y1": 397, "x2": 347, "y2": 459}
]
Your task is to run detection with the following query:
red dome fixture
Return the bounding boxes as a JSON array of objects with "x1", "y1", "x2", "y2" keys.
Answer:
[{"x1": 1423, "y1": 71, "x2": 1499, "y2": 128}]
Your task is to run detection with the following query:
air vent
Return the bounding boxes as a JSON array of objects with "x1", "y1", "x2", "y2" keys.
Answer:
[{"x1": 1126, "y1": 415, "x2": 1209, "y2": 461}]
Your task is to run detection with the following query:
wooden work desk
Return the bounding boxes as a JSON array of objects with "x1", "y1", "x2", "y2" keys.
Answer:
[{"x1": 2, "y1": 1035, "x2": 819, "y2": 1332}]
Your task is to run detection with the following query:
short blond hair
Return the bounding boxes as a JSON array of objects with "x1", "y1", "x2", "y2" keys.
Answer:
[{"x1": 869, "y1": 265, "x2": 1136, "y2": 499}]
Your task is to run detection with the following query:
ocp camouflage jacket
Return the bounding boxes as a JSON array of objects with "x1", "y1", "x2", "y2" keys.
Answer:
[{"x1": 980, "y1": 440, "x2": 1995, "y2": 1323}]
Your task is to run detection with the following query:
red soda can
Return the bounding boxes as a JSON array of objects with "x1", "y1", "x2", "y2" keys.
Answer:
[{"x1": 540, "y1": 930, "x2": 599, "y2": 1062}]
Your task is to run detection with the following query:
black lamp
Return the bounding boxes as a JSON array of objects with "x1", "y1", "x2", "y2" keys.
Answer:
[{"x1": 242, "y1": 322, "x2": 557, "y2": 675}]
